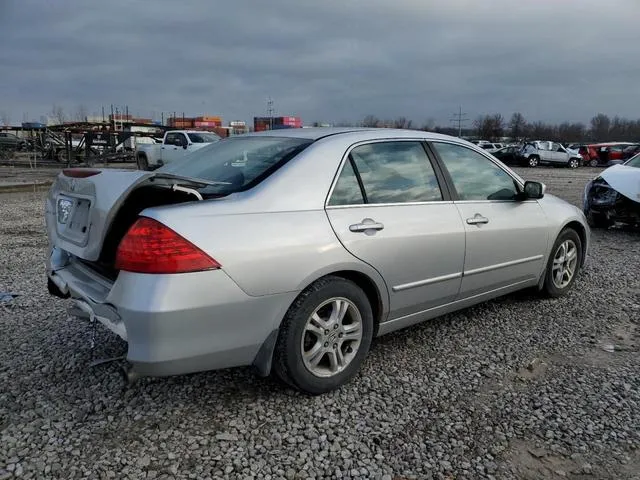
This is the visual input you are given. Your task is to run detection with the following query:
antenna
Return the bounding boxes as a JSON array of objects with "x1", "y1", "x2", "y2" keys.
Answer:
[{"x1": 449, "y1": 106, "x2": 468, "y2": 137}]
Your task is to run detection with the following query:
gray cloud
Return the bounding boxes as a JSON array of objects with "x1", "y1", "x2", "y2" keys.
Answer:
[{"x1": 1, "y1": 0, "x2": 639, "y2": 126}]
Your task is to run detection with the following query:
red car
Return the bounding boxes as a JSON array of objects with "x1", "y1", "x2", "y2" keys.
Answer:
[{"x1": 580, "y1": 143, "x2": 637, "y2": 167}]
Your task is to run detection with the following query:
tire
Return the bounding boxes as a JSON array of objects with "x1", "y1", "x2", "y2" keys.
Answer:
[
  {"x1": 587, "y1": 211, "x2": 613, "y2": 229},
  {"x1": 589, "y1": 158, "x2": 598, "y2": 167},
  {"x1": 568, "y1": 158, "x2": 580, "y2": 169},
  {"x1": 137, "y1": 153, "x2": 150, "y2": 171},
  {"x1": 528, "y1": 156, "x2": 539, "y2": 167},
  {"x1": 56, "y1": 148, "x2": 68, "y2": 163},
  {"x1": 542, "y1": 229, "x2": 583, "y2": 298},
  {"x1": 273, "y1": 276, "x2": 374, "y2": 394}
]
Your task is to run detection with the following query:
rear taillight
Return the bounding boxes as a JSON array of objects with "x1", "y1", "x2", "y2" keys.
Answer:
[
  {"x1": 115, "y1": 217, "x2": 220, "y2": 274},
  {"x1": 62, "y1": 168, "x2": 101, "y2": 178}
]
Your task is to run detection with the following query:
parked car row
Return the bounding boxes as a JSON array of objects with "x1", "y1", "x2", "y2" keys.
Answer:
[{"x1": 491, "y1": 141, "x2": 582, "y2": 168}]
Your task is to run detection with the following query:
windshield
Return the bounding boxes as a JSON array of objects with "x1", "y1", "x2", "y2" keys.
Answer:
[
  {"x1": 157, "y1": 136, "x2": 313, "y2": 195},
  {"x1": 187, "y1": 132, "x2": 221, "y2": 143},
  {"x1": 625, "y1": 153, "x2": 640, "y2": 168}
]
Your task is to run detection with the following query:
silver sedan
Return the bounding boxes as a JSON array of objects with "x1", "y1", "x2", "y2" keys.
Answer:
[{"x1": 45, "y1": 128, "x2": 590, "y2": 394}]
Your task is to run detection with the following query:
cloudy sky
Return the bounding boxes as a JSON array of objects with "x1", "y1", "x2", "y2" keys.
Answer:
[{"x1": 1, "y1": 0, "x2": 639, "y2": 127}]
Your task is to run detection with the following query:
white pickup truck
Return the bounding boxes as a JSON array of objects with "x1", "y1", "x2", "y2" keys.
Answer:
[{"x1": 136, "y1": 130, "x2": 221, "y2": 170}]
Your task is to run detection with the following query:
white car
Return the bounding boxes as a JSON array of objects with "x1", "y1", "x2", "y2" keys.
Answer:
[{"x1": 520, "y1": 141, "x2": 582, "y2": 168}]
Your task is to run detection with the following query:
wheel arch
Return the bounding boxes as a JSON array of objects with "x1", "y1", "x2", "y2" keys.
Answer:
[
  {"x1": 563, "y1": 220, "x2": 588, "y2": 267},
  {"x1": 252, "y1": 267, "x2": 389, "y2": 377}
]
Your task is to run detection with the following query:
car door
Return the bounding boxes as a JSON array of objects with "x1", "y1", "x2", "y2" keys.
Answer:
[
  {"x1": 551, "y1": 143, "x2": 569, "y2": 164},
  {"x1": 162, "y1": 132, "x2": 187, "y2": 163},
  {"x1": 430, "y1": 142, "x2": 549, "y2": 298},
  {"x1": 325, "y1": 140, "x2": 466, "y2": 320}
]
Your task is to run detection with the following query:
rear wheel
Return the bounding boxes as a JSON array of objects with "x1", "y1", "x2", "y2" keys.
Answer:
[
  {"x1": 542, "y1": 229, "x2": 582, "y2": 298},
  {"x1": 528, "y1": 156, "x2": 539, "y2": 167},
  {"x1": 273, "y1": 276, "x2": 373, "y2": 394},
  {"x1": 56, "y1": 148, "x2": 68, "y2": 163},
  {"x1": 137, "y1": 153, "x2": 149, "y2": 171}
]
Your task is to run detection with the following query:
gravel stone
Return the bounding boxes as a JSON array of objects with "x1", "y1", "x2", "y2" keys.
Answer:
[{"x1": 0, "y1": 168, "x2": 639, "y2": 479}]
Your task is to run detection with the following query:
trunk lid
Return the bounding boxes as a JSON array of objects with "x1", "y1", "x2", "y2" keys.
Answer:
[
  {"x1": 45, "y1": 169, "x2": 208, "y2": 262},
  {"x1": 46, "y1": 169, "x2": 153, "y2": 261}
]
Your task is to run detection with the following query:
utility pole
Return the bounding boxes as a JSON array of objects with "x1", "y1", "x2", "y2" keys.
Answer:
[
  {"x1": 267, "y1": 97, "x2": 274, "y2": 130},
  {"x1": 450, "y1": 106, "x2": 468, "y2": 138}
]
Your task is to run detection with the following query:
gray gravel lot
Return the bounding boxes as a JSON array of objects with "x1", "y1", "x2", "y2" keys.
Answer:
[{"x1": 1, "y1": 166, "x2": 639, "y2": 479}]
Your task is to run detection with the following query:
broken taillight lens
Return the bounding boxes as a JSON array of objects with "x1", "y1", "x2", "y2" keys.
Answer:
[{"x1": 115, "y1": 217, "x2": 220, "y2": 274}]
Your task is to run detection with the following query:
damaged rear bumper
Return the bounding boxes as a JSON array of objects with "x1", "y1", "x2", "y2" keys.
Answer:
[{"x1": 46, "y1": 247, "x2": 296, "y2": 378}]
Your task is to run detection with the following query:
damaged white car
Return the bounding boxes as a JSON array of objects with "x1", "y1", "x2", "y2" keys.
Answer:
[{"x1": 583, "y1": 153, "x2": 640, "y2": 228}]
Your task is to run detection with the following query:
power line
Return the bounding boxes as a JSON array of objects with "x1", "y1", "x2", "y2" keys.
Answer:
[{"x1": 450, "y1": 106, "x2": 469, "y2": 137}]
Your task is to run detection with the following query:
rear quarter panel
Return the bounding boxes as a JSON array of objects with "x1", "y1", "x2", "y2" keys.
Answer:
[{"x1": 144, "y1": 203, "x2": 390, "y2": 314}]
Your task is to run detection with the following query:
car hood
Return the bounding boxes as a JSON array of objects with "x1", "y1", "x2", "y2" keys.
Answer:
[{"x1": 600, "y1": 164, "x2": 640, "y2": 203}]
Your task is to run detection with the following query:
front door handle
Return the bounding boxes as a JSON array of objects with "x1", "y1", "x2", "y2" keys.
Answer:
[
  {"x1": 349, "y1": 218, "x2": 384, "y2": 233},
  {"x1": 466, "y1": 214, "x2": 489, "y2": 225}
]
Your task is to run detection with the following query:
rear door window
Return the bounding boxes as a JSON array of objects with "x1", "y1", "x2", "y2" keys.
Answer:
[
  {"x1": 346, "y1": 141, "x2": 443, "y2": 204},
  {"x1": 165, "y1": 133, "x2": 180, "y2": 146}
]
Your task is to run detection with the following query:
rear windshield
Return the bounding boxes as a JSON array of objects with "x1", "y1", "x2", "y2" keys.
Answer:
[{"x1": 157, "y1": 136, "x2": 312, "y2": 195}]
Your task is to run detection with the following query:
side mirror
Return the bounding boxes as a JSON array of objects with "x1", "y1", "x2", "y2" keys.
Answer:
[
  {"x1": 182, "y1": 143, "x2": 188, "y2": 149},
  {"x1": 523, "y1": 181, "x2": 545, "y2": 199}
]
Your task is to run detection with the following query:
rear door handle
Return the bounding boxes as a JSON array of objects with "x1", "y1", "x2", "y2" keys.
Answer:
[
  {"x1": 349, "y1": 218, "x2": 385, "y2": 233},
  {"x1": 466, "y1": 214, "x2": 489, "y2": 225}
]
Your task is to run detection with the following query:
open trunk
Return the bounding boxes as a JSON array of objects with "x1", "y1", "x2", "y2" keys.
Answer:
[{"x1": 45, "y1": 168, "x2": 210, "y2": 278}]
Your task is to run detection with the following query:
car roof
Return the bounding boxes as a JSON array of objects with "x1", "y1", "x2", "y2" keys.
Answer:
[{"x1": 244, "y1": 127, "x2": 470, "y2": 144}]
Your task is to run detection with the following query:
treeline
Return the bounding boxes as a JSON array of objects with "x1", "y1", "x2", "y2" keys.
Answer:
[{"x1": 332, "y1": 113, "x2": 640, "y2": 144}]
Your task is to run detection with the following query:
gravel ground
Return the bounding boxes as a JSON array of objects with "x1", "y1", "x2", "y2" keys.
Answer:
[{"x1": 1, "y1": 167, "x2": 639, "y2": 480}]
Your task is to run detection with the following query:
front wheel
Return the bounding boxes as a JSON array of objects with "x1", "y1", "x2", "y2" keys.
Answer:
[
  {"x1": 273, "y1": 276, "x2": 373, "y2": 394},
  {"x1": 589, "y1": 158, "x2": 598, "y2": 167},
  {"x1": 542, "y1": 229, "x2": 583, "y2": 298},
  {"x1": 527, "y1": 156, "x2": 539, "y2": 167},
  {"x1": 568, "y1": 158, "x2": 580, "y2": 169}
]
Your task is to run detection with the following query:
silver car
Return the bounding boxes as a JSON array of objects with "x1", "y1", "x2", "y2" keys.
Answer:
[{"x1": 45, "y1": 128, "x2": 590, "y2": 394}]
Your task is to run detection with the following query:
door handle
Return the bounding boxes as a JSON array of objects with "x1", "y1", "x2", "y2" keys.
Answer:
[
  {"x1": 349, "y1": 218, "x2": 384, "y2": 233},
  {"x1": 466, "y1": 214, "x2": 489, "y2": 225}
]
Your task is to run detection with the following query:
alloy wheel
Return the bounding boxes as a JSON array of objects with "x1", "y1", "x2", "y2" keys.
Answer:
[
  {"x1": 301, "y1": 297, "x2": 363, "y2": 378},
  {"x1": 552, "y1": 239, "x2": 578, "y2": 289}
]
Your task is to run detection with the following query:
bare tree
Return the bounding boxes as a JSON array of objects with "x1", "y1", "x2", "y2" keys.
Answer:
[
  {"x1": 421, "y1": 118, "x2": 436, "y2": 131},
  {"x1": 509, "y1": 112, "x2": 527, "y2": 141},
  {"x1": 557, "y1": 122, "x2": 586, "y2": 143},
  {"x1": 51, "y1": 104, "x2": 66, "y2": 125},
  {"x1": 474, "y1": 114, "x2": 504, "y2": 141},
  {"x1": 0, "y1": 111, "x2": 10, "y2": 126},
  {"x1": 75, "y1": 104, "x2": 88, "y2": 122},
  {"x1": 393, "y1": 117, "x2": 413, "y2": 129},
  {"x1": 361, "y1": 115, "x2": 381, "y2": 127},
  {"x1": 590, "y1": 113, "x2": 610, "y2": 141}
]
